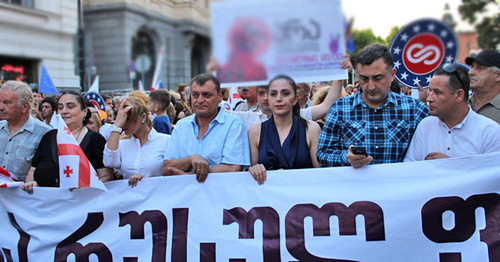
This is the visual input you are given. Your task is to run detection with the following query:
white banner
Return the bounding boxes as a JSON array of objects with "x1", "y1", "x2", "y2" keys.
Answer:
[
  {"x1": 211, "y1": 0, "x2": 348, "y2": 87},
  {"x1": 0, "y1": 152, "x2": 499, "y2": 261}
]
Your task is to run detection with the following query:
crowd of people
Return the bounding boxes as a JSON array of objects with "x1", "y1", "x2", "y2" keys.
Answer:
[{"x1": 0, "y1": 45, "x2": 498, "y2": 191}]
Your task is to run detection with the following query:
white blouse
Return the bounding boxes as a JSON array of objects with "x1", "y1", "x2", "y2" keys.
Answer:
[{"x1": 104, "y1": 129, "x2": 170, "y2": 179}]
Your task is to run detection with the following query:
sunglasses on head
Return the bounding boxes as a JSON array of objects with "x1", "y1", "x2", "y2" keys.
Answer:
[{"x1": 442, "y1": 63, "x2": 464, "y2": 89}]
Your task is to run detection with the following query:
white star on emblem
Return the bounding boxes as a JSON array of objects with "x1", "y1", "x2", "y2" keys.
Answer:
[
  {"x1": 426, "y1": 75, "x2": 432, "y2": 83},
  {"x1": 393, "y1": 46, "x2": 401, "y2": 55},
  {"x1": 401, "y1": 72, "x2": 408, "y2": 80},
  {"x1": 394, "y1": 60, "x2": 401, "y2": 69},
  {"x1": 445, "y1": 55, "x2": 454, "y2": 63},
  {"x1": 401, "y1": 33, "x2": 409, "y2": 41},
  {"x1": 413, "y1": 77, "x2": 421, "y2": 85},
  {"x1": 447, "y1": 41, "x2": 454, "y2": 49},
  {"x1": 428, "y1": 24, "x2": 436, "y2": 31},
  {"x1": 413, "y1": 25, "x2": 421, "y2": 33},
  {"x1": 440, "y1": 30, "x2": 448, "y2": 38}
]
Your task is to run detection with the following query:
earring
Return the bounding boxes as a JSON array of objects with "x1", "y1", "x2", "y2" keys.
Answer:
[{"x1": 141, "y1": 120, "x2": 145, "y2": 124}]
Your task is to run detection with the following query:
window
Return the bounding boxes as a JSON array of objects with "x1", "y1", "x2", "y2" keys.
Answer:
[{"x1": 0, "y1": 0, "x2": 34, "y2": 8}]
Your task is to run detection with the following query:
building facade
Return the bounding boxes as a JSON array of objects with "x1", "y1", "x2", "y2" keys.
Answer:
[
  {"x1": 83, "y1": 0, "x2": 211, "y2": 93},
  {"x1": 0, "y1": 0, "x2": 81, "y2": 91}
]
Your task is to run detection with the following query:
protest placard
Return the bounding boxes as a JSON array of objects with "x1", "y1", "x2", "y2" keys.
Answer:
[{"x1": 211, "y1": 0, "x2": 348, "y2": 87}]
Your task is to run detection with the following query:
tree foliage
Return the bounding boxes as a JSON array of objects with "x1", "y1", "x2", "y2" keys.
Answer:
[
  {"x1": 458, "y1": 0, "x2": 499, "y2": 49},
  {"x1": 385, "y1": 26, "x2": 401, "y2": 46},
  {"x1": 349, "y1": 29, "x2": 385, "y2": 58}
]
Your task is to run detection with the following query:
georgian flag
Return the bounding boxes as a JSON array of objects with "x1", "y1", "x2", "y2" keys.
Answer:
[
  {"x1": 56, "y1": 115, "x2": 107, "y2": 191},
  {"x1": 228, "y1": 86, "x2": 244, "y2": 110},
  {"x1": 0, "y1": 167, "x2": 22, "y2": 188}
]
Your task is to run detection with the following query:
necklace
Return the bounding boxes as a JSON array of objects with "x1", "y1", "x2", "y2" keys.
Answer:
[{"x1": 72, "y1": 126, "x2": 85, "y2": 143}]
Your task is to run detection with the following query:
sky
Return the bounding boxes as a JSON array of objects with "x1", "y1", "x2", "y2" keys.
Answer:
[{"x1": 341, "y1": 0, "x2": 475, "y2": 38}]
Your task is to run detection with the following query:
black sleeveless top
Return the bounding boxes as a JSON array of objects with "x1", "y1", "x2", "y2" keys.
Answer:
[{"x1": 258, "y1": 115, "x2": 312, "y2": 170}]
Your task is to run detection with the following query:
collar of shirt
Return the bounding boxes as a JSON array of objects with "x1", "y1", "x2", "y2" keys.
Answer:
[
  {"x1": 190, "y1": 107, "x2": 226, "y2": 137},
  {"x1": 351, "y1": 91, "x2": 399, "y2": 109},
  {"x1": 438, "y1": 106, "x2": 473, "y2": 130},
  {"x1": 130, "y1": 127, "x2": 159, "y2": 144},
  {"x1": 190, "y1": 107, "x2": 226, "y2": 126},
  {"x1": 490, "y1": 92, "x2": 500, "y2": 109},
  {"x1": 0, "y1": 116, "x2": 35, "y2": 136},
  {"x1": 470, "y1": 92, "x2": 500, "y2": 110}
]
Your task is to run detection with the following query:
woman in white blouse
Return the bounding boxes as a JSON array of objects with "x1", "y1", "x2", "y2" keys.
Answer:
[{"x1": 104, "y1": 97, "x2": 170, "y2": 187}]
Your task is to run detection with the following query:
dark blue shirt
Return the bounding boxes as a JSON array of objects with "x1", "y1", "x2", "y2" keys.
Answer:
[{"x1": 153, "y1": 115, "x2": 172, "y2": 135}]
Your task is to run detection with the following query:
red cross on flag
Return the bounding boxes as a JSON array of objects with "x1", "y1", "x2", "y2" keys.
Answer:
[
  {"x1": 0, "y1": 167, "x2": 22, "y2": 188},
  {"x1": 56, "y1": 115, "x2": 107, "y2": 191}
]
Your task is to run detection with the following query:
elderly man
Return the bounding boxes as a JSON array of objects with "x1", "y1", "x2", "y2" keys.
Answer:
[
  {"x1": 0, "y1": 81, "x2": 51, "y2": 181},
  {"x1": 162, "y1": 73, "x2": 250, "y2": 182},
  {"x1": 234, "y1": 86, "x2": 259, "y2": 112},
  {"x1": 465, "y1": 49, "x2": 500, "y2": 123},
  {"x1": 317, "y1": 44, "x2": 429, "y2": 168},
  {"x1": 404, "y1": 64, "x2": 499, "y2": 161}
]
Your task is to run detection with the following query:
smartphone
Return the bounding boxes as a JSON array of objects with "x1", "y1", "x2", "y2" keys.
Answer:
[{"x1": 351, "y1": 146, "x2": 367, "y2": 156}]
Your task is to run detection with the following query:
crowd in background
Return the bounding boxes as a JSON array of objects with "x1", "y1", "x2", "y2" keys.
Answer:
[{"x1": 0, "y1": 45, "x2": 498, "y2": 192}]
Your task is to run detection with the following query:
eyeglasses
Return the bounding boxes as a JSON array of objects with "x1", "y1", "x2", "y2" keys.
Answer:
[{"x1": 442, "y1": 63, "x2": 464, "y2": 89}]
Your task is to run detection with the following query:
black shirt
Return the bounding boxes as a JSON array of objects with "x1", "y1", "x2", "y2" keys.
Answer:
[{"x1": 31, "y1": 129, "x2": 106, "y2": 187}]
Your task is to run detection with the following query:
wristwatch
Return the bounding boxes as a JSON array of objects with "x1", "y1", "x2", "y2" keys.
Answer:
[{"x1": 112, "y1": 125, "x2": 123, "y2": 134}]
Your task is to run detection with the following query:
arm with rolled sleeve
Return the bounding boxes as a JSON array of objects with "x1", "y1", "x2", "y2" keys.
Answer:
[
  {"x1": 163, "y1": 126, "x2": 181, "y2": 161},
  {"x1": 162, "y1": 124, "x2": 193, "y2": 175},
  {"x1": 316, "y1": 105, "x2": 349, "y2": 167},
  {"x1": 218, "y1": 119, "x2": 250, "y2": 169}
]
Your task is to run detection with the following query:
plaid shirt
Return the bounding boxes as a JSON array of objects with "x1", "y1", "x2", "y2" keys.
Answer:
[{"x1": 317, "y1": 92, "x2": 428, "y2": 166}]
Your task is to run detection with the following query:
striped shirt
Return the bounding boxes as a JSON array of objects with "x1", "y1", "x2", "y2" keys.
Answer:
[{"x1": 317, "y1": 92, "x2": 428, "y2": 167}]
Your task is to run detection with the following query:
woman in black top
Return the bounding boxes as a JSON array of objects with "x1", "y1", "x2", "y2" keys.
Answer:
[
  {"x1": 247, "y1": 75, "x2": 321, "y2": 184},
  {"x1": 22, "y1": 92, "x2": 113, "y2": 192}
]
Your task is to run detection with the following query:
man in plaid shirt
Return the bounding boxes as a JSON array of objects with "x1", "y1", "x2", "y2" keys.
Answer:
[{"x1": 317, "y1": 44, "x2": 428, "y2": 168}]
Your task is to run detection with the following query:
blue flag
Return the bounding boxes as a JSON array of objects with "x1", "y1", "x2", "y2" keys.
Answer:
[
  {"x1": 39, "y1": 65, "x2": 59, "y2": 95},
  {"x1": 345, "y1": 17, "x2": 355, "y2": 53},
  {"x1": 158, "y1": 80, "x2": 164, "y2": 89}
]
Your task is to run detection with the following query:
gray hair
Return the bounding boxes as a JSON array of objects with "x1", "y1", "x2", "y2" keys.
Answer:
[{"x1": 0, "y1": 81, "x2": 33, "y2": 109}]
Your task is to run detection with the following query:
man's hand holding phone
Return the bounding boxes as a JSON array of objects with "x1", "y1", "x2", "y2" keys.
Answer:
[{"x1": 346, "y1": 145, "x2": 373, "y2": 169}]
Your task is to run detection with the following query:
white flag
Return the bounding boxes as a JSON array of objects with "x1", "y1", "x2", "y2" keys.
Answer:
[{"x1": 89, "y1": 75, "x2": 99, "y2": 93}]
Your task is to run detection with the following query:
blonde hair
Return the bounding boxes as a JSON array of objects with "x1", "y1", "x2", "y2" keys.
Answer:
[
  {"x1": 312, "y1": 86, "x2": 330, "y2": 105},
  {"x1": 129, "y1": 90, "x2": 149, "y2": 105},
  {"x1": 88, "y1": 111, "x2": 102, "y2": 131},
  {"x1": 123, "y1": 97, "x2": 152, "y2": 128}
]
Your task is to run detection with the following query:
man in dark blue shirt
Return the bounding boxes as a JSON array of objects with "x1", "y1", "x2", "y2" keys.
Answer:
[{"x1": 317, "y1": 44, "x2": 429, "y2": 168}]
